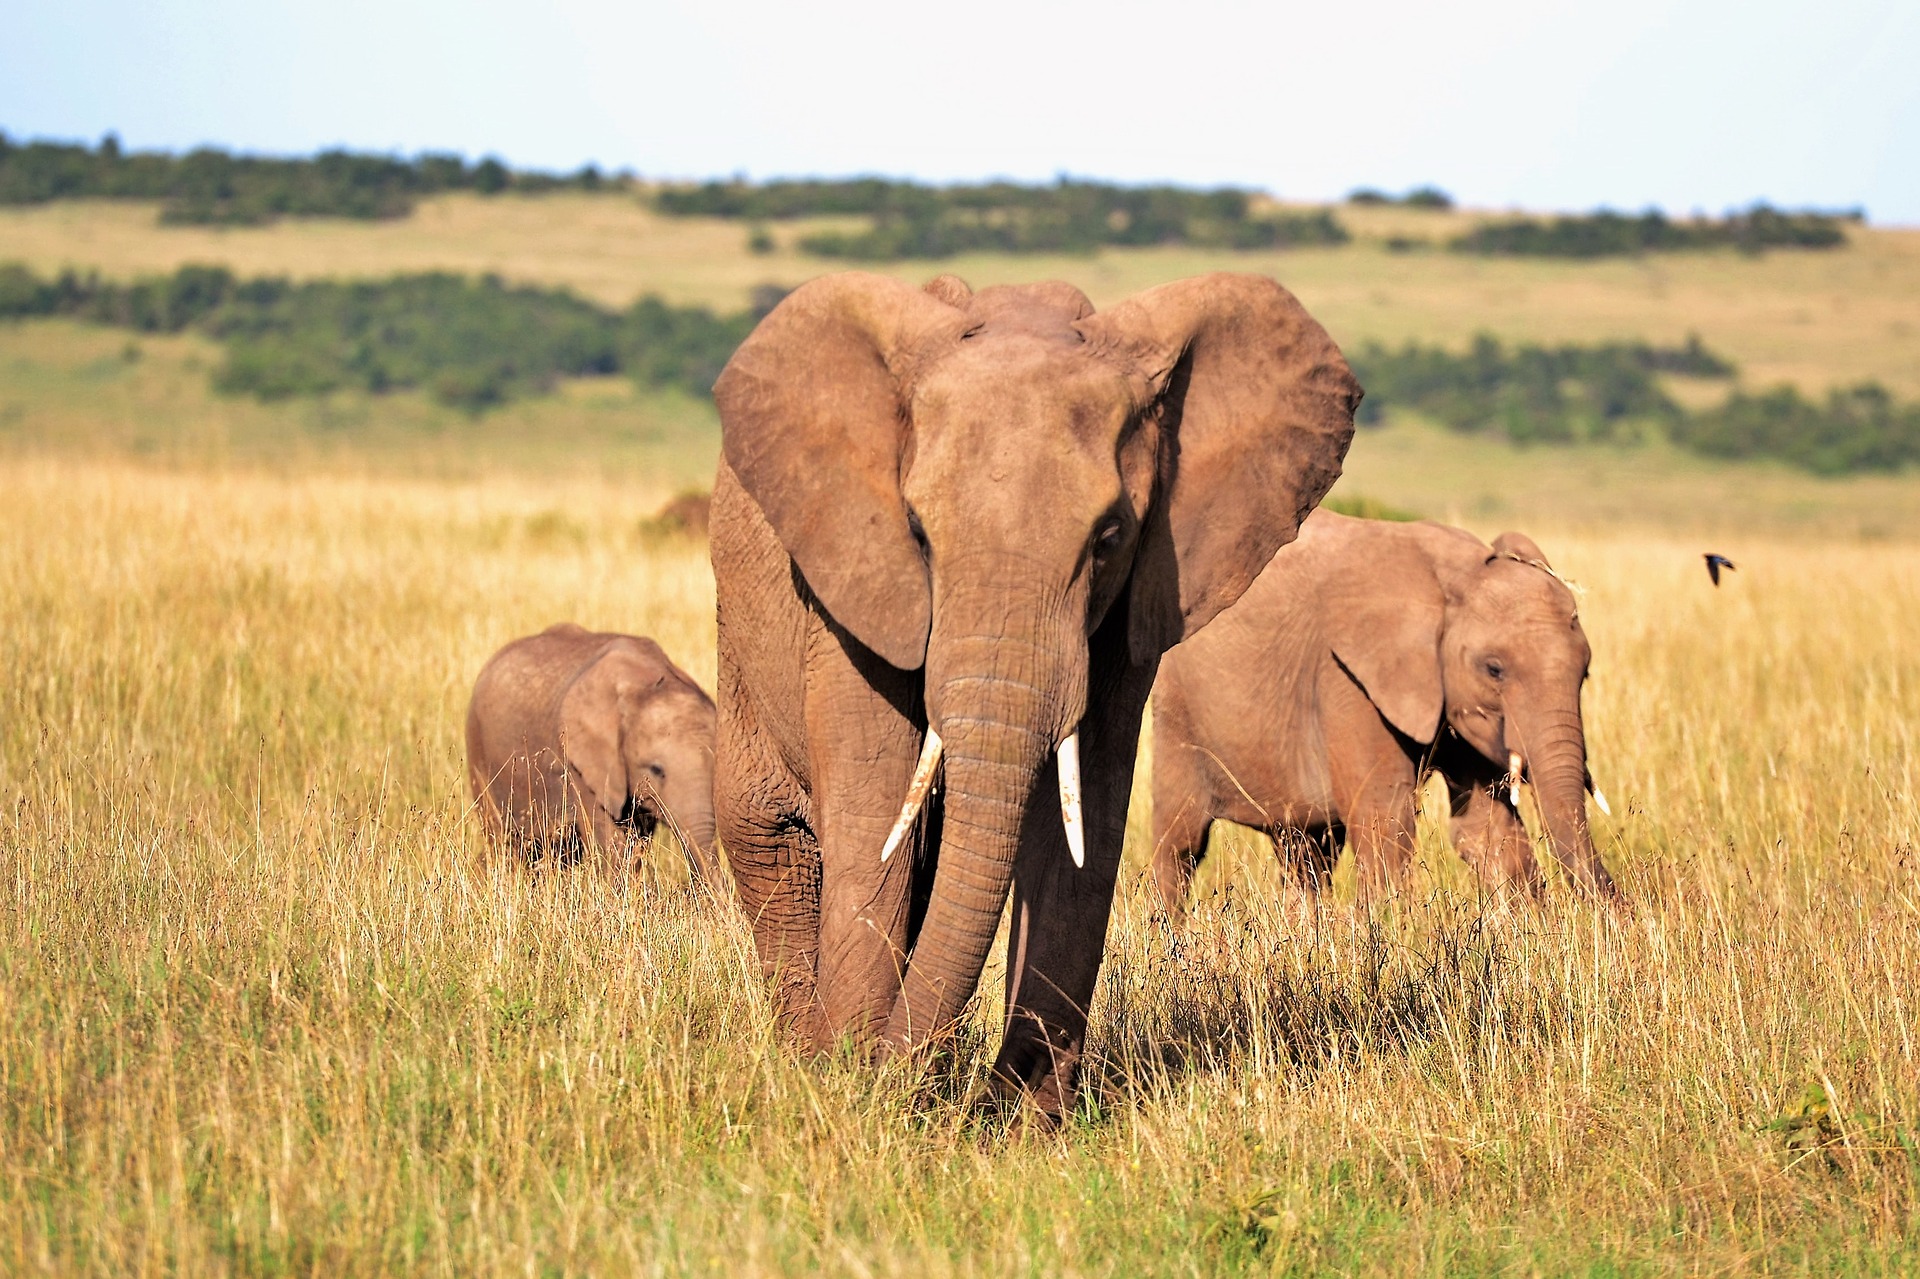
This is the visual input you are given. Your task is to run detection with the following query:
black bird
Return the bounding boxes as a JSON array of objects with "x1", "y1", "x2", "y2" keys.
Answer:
[{"x1": 1704, "y1": 553, "x2": 1736, "y2": 586}]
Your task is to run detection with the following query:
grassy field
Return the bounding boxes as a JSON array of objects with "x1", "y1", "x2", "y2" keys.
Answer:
[
  {"x1": 2, "y1": 196, "x2": 1918, "y2": 1273},
  {"x1": 4, "y1": 193, "x2": 1918, "y2": 398},
  {"x1": 9, "y1": 316, "x2": 1920, "y2": 543},
  {"x1": 2, "y1": 450, "x2": 1917, "y2": 1274}
]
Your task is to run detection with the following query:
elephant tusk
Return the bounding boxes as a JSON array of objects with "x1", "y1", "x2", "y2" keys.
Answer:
[
  {"x1": 1584, "y1": 770, "x2": 1612, "y2": 817},
  {"x1": 1508, "y1": 752, "x2": 1525, "y2": 789},
  {"x1": 1058, "y1": 731, "x2": 1086, "y2": 869},
  {"x1": 880, "y1": 729, "x2": 943, "y2": 862}
]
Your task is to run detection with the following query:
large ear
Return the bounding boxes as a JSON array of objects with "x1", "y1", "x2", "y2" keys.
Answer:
[
  {"x1": 559, "y1": 653, "x2": 634, "y2": 820},
  {"x1": 1081, "y1": 273, "x2": 1362, "y2": 662},
  {"x1": 713, "y1": 272, "x2": 967, "y2": 670},
  {"x1": 1321, "y1": 523, "x2": 1448, "y2": 743}
]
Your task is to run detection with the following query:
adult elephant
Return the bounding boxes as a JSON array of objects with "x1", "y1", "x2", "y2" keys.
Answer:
[
  {"x1": 1149, "y1": 512, "x2": 1620, "y2": 917},
  {"x1": 709, "y1": 270, "x2": 1360, "y2": 1118}
]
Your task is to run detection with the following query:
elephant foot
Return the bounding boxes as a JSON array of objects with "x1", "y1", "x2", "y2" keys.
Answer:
[
  {"x1": 989, "y1": 1020, "x2": 1083, "y2": 1129},
  {"x1": 971, "y1": 1085, "x2": 1063, "y2": 1139}
]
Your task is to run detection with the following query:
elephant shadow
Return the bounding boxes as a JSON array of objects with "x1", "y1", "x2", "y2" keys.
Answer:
[{"x1": 1081, "y1": 888, "x2": 1568, "y2": 1101}]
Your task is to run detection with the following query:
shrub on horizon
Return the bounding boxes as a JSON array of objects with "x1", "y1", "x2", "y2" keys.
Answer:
[
  {"x1": 0, "y1": 261, "x2": 761, "y2": 413},
  {"x1": 1450, "y1": 203, "x2": 1853, "y2": 258},
  {"x1": 0, "y1": 131, "x2": 619, "y2": 225}
]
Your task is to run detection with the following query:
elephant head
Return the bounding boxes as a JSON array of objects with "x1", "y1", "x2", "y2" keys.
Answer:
[
  {"x1": 715, "y1": 271, "x2": 1359, "y2": 1050},
  {"x1": 561, "y1": 642, "x2": 720, "y2": 882},
  {"x1": 1322, "y1": 520, "x2": 1616, "y2": 895}
]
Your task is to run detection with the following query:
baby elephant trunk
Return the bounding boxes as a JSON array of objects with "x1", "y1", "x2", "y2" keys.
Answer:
[
  {"x1": 658, "y1": 778, "x2": 720, "y2": 885},
  {"x1": 1522, "y1": 714, "x2": 1617, "y2": 898},
  {"x1": 677, "y1": 808, "x2": 720, "y2": 885}
]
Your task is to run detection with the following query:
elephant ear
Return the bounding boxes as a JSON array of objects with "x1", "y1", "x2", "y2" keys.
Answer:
[
  {"x1": 922, "y1": 274, "x2": 974, "y2": 307},
  {"x1": 1491, "y1": 530, "x2": 1552, "y2": 567},
  {"x1": 1081, "y1": 273, "x2": 1362, "y2": 663},
  {"x1": 714, "y1": 273, "x2": 968, "y2": 671},
  {"x1": 559, "y1": 650, "x2": 641, "y2": 820},
  {"x1": 1322, "y1": 522, "x2": 1448, "y2": 744}
]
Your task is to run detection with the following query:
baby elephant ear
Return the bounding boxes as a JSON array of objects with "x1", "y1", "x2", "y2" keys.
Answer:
[
  {"x1": 1492, "y1": 531, "x2": 1551, "y2": 567},
  {"x1": 1269, "y1": 517, "x2": 1448, "y2": 745},
  {"x1": 1083, "y1": 273, "x2": 1362, "y2": 662},
  {"x1": 714, "y1": 273, "x2": 967, "y2": 671},
  {"x1": 922, "y1": 274, "x2": 974, "y2": 306},
  {"x1": 560, "y1": 653, "x2": 631, "y2": 821}
]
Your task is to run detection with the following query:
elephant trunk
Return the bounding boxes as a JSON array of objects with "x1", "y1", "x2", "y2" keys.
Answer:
[
  {"x1": 656, "y1": 772, "x2": 720, "y2": 885},
  {"x1": 882, "y1": 616, "x2": 1083, "y2": 1052},
  {"x1": 1519, "y1": 707, "x2": 1617, "y2": 897},
  {"x1": 678, "y1": 806, "x2": 720, "y2": 884}
]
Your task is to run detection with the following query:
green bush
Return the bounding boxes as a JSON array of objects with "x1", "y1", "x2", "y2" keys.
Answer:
[
  {"x1": 1348, "y1": 332, "x2": 1920, "y2": 472},
  {"x1": 0, "y1": 131, "x2": 620, "y2": 225},
  {"x1": 1348, "y1": 334, "x2": 1728, "y2": 443},
  {"x1": 1672, "y1": 383, "x2": 1920, "y2": 475},
  {"x1": 657, "y1": 176, "x2": 1348, "y2": 259},
  {"x1": 1402, "y1": 186, "x2": 1453, "y2": 210},
  {"x1": 1450, "y1": 203, "x2": 1853, "y2": 258},
  {"x1": 0, "y1": 262, "x2": 759, "y2": 412},
  {"x1": 1347, "y1": 186, "x2": 1453, "y2": 210},
  {"x1": 9, "y1": 259, "x2": 1914, "y2": 471}
]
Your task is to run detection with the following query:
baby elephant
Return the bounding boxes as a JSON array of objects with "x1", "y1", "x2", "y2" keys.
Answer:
[
  {"x1": 466, "y1": 624, "x2": 719, "y2": 881},
  {"x1": 1149, "y1": 510, "x2": 1618, "y2": 916}
]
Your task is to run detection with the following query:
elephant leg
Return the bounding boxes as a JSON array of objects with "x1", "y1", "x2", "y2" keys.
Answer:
[
  {"x1": 1271, "y1": 822, "x2": 1338, "y2": 897},
  {"x1": 1446, "y1": 775, "x2": 1543, "y2": 897},
  {"x1": 715, "y1": 692, "x2": 825, "y2": 1047},
  {"x1": 1338, "y1": 772, "x2": 1420, "y2": 903},
  {"x1": 992, "y1": 622, "x2": 1154, "y2": 1123},
  {"x1": 1324, "y1": 682, "x2": 1420, "y2": 903},
  {"x1": 807, "y1": 620, "x2": 926, "y2": 1049},
  {"x1": 618, "y1": 813, "x2": 660, "y2": 879},
  {"x1": 1148, "y1": 756, "x2": 1213, "y2": 923},
  {"x1": 584, "y1": 803, "x2": 631, "y2": 874}
]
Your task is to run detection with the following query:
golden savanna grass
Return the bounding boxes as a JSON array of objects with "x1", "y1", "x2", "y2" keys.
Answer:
[
  {"x1": 3, "y1": 449, "x2": 1917, "y2": 1275},
  {"x1": 3, "y1": 197, "x2": 1918, "y2": 1272},
  {"x1": 4, "y1": 193, "x2": 1919, "y2": 396}
]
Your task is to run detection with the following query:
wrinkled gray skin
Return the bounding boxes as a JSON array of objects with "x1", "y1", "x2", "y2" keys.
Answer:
[
  {"x1": 467, "y1": 624, "x2": 719, "y2": 881},
  {"x1": 1150, "y1": 511, "x2": 1619, "y2": 917},
  {"x1": 709, "y1": 270, "x2": 1360, "y2": 1121}
]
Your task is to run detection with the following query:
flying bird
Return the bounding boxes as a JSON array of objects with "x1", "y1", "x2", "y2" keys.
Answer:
[{"x1": 1704, "y1": 553, "x2": 1736, "y2": 586}]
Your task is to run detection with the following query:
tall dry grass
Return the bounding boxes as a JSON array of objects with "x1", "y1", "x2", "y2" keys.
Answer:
[{"x1": 2, "y1": 456, "x2": 1917, "y2": 1274}]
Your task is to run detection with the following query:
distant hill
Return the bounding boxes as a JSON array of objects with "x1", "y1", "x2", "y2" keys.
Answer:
[
  {"x1": 0, "y1": 130, "x2": 616, "y2": 225},
  {"x1": 1, "y1": 132, "x2": 1861, "y2": 260}
]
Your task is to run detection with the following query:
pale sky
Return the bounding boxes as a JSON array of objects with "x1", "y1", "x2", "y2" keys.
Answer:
[{"x1": 5, "y1": 0, "x2": 1917, "y2": 223}]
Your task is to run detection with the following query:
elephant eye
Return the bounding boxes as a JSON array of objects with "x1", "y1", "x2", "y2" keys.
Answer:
[
  {"x1": 906, "y1": 505, "x2": 930, "y2": 559},
  {"x1": 1092, "y1": 519, "x2": 1124, "y2": 558},
  {"x1": 649, "y1": 764, "x2": 666, "y2": 779},
  {"x1": 1484, "y1": 659, "x2": 1506, "y2": 681}
]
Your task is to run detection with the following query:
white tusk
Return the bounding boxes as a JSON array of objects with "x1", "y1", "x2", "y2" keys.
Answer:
[
  {"x1": 880, "y1": 729, "x2": 943, "y2": 862},
  {"x1": 1508, "y1": 752, "x2": 1524, "y2": 784},
  {"x1": 1592, "y1": 787, "x2": 1612, "y2": 817},
  {"x1": 1058, "y1": 731, "x2": 1085, "y2": 869}
]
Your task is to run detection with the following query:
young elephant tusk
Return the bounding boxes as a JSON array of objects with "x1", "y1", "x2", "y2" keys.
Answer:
[
  {"x1": 1058, "y1": 731, "x2": 1086, "y2": 869},
  {"x1": 880, "y1": 729, "x2": 944, "y2": 862},
  {"x1": 1508, "y1": 752, "x2": 1525, "y2": 786},
  {"x1": 1591, "y1": 786, "x2": 1612, "y2": 817}
]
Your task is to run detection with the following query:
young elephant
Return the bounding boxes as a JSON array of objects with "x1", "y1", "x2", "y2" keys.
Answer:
[
  {"x1": 1149, "y1": 511, "x2": 1618, "y2": 915},
  {"x1": 466, "y1": 624, "x2": 719, "y2": 881}
]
